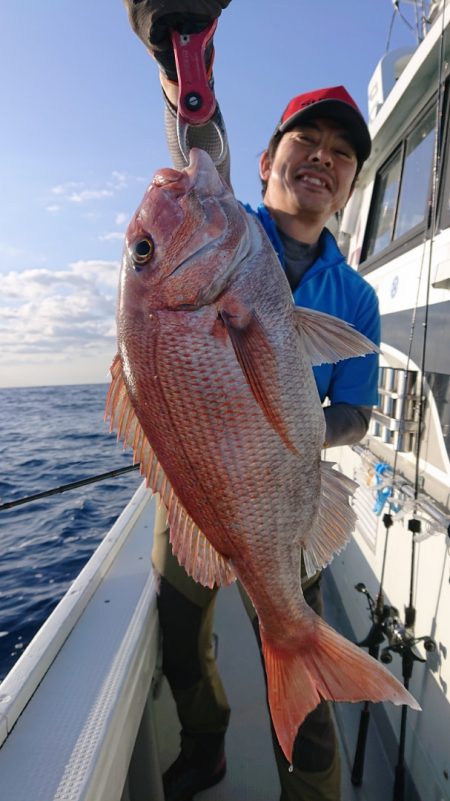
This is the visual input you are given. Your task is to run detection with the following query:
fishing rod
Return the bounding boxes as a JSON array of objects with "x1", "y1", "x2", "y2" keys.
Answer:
[
  {"x1": 391, "y1": 4, "x2": 448, "y2": 798},
  {"x1": 352, "y1": 3, "x2": 448, "y2": 790},
  {"x1": 351, "y1": 514, "x2": 394, "y2": 786},
  {"x1": 351, "y1": 564, "x2": 436, "y2": 787},
  {"x1": 351, "y1": 505, "x2": 439, "y2": 794},
  {"x1": 0, "y1": 464, "x2": 140, "y2": 511}
]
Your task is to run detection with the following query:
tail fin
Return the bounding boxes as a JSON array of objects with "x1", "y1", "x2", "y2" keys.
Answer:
[{"x1": 261, "y1": 617, "x2": 420, "y2": 763}]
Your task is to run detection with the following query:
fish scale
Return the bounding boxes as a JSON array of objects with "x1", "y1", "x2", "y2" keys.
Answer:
[{"x1": 106, "y1": 147, "x2": 419, "y2": 763}]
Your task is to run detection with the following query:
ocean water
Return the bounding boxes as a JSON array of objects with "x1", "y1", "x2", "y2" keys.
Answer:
[{"x1": 0, "y1": 383, "x2": 142, "y2": 681}]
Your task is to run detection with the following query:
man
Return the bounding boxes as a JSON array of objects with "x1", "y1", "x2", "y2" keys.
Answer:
[{"x1": 124, "y1": 3, "x2": 380, "y2": 800}]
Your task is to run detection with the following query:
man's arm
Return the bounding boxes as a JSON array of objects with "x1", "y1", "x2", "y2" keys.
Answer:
[
  {"x1": 322, "y1": 279, "x2": 379, "y2": 449},
  {"x1": 323, "y1": 404, "x2": 372, "y2": 448},
  {"x1": 123, "y1": 0, "x2": 232, "y2": 182}
]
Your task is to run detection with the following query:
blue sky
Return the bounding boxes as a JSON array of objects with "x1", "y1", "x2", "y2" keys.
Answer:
[{"x1": 0, "y1": 0, "x2": 419, "y2": 388}]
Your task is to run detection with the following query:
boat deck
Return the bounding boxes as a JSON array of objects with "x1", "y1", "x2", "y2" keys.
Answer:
[
  {"x1": 0, "y1": 482, "x2": 403, "y2": 801},
  {"x1": 155, "y1": 575, "x2": 395, "y2": 801}
]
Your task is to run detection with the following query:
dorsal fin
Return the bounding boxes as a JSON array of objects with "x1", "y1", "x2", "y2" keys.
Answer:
[
  {"x1": 301, "y1": 461, "x2": 358, "y2": 577},
  {"x1": 105, "y1": 354, "x2": 236, "y2": 588}
]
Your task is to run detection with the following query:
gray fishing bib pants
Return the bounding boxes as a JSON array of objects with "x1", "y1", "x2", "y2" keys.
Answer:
[{"x1": 152, "y1": 504, "x2": 341, "y2": 801}]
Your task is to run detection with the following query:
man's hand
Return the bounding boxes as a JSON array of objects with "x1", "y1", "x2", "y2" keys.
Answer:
[{"x1": 125, "y1": 1, "x2": 231, "y2": 80}]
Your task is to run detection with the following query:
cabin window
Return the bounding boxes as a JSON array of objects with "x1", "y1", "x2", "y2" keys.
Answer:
[
  {"x1": 362, "y1": 105, "x2": 437, "y2": 263},
  {"x1": 442, "y1": 179, "x2": 450, "y2": 228},
  {"x1": 395, "y1": 107, "x2": 435, "y2": 237},
  {"x1": 440, "y1": 100, "x2": 450, "y2": 229},
  {"x1": 364, "y1": 151, "x2": 402, "y2": 259}
]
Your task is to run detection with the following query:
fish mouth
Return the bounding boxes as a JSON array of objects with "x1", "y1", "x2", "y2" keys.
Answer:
[
  {"x1": 152, "y1": 167, "x2": 189, "y2": 191},
  {"x1": 185, "y1": 148, "x2": 227, "y2": 191},
  {"x1": 142, "y1": 148, "x2": 245, "y2": 307},
  {"x1": 153, "y1": 149, "x2": 237, "y2": 283},
  {"x1": 151, "y1": 149, "x2": 227, "y2": 196},
  {"x1": 183, "y1": 148, "x2": 229, "y2": 197}
]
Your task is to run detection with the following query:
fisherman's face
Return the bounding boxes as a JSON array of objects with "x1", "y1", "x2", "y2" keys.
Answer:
[{"x1": 260, "y1": 118, "x2": 358, "y2": 226}]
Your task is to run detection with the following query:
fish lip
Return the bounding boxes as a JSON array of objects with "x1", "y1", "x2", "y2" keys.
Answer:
[
  {"x1": 151, "y1": 151, "x2": 228, "y2": 200},
  {"x1": 151, "y1": 167, "x2": 186, "y2": 188},
  {"x1": 185, "y1": 148, "x2": 228, "y2": 196},
  {"x1": 294, "y1": 168, "x2": 334, "y2": 192}
]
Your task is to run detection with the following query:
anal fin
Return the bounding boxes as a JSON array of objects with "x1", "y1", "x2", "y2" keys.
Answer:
[
  {"x1": 167, "y1": 495, "x2": 237, "y2": 588},
  {"x1": 105, "y1": 353, "x2": 236, "y2": 589}
]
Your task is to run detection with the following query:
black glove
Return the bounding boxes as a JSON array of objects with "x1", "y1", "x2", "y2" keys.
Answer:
[{"x1": 125, "y1": 0, "x2": 231, "y2": 80}]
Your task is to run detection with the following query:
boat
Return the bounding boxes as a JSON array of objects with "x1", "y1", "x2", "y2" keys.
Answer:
[
  {"x1": 0, "y1": 482, "x2": 398, "y2": 801},
  {"x1": 1, "y1": 3, "x2": 450, "y2": 799},
  {"x1": 326, "y1": 0, "x2": 450, "y2": 798}
]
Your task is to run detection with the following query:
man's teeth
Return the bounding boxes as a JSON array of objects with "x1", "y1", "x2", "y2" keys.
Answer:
[{"x1": 300, "y1": 175, "x2": 326, "y2": 187}]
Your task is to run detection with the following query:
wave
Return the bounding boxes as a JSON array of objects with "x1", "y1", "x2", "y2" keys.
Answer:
[{"x1": 0, "y1": 383, "x2": 141, "y2": 680}]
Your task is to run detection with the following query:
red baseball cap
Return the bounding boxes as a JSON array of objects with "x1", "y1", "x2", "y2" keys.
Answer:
[{"x1": 276, "y1": 85, "x2": 371, "y2": 167}]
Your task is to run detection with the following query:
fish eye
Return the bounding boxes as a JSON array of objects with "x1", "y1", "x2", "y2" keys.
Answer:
[{"x1": 130, "y1": 236, "x2": 154, "y2": 265}]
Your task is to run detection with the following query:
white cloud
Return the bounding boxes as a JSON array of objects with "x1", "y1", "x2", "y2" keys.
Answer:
[
  {"x1": 67, "y1": 188, "x2": 114, "y2": 204},
  {"x1": 115, "y1": 212, "x2": 128, "y2": 226},
  {"x1": 0, "y1": 241, "x2": 47, "y2": 270},
  {"x1": 99, "y1": 232, "x2": 125, "y2": 242},
  {"x1": 70, "y1": 259, "x2": 120, "y2": 288},
  {"x1": 111, "y1": 171, "x2": 128, "y2": 186},
  {"x1": 0, "y1": 242, "x2": 26, "y2": 260},
  {"x1": 46, "y1": 204, "x2": 61, "y2": 213},
  {"x1": 99, "y1": 231, "x2": 124, "y2": 242},
  {"x1": 48, "y1": 171, "x2": 145, "y2": 208},
  {"x1": 0, "y1": 260, "x2": 120, "y2": 362},
  {"x1": 51, "y1": 181, "x2": 84, "y2": 196}
]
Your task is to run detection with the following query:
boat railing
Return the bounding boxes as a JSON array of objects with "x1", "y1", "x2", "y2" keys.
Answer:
[
  {"x1": 352, "y1": 442, "x2": 450, "y2": 536},
  {"x1": 0, "y1": 481, "x2": 163, "y2": 801},
  {"x1": 370, "y1": 367, "x2": 422, "y2": 452}
]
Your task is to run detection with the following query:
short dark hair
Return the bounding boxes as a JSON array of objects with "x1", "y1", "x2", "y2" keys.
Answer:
[{"x1": 260, "y1": 130, "x2": 284, "y2": 197}]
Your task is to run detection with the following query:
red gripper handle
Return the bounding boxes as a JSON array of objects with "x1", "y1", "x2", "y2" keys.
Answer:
[{"x1": 171, "y1": 21, "x2": 217, "y2": 125}]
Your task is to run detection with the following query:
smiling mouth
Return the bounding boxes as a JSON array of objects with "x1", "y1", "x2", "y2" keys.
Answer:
[{"x1": 295, "y1": 172, "x2": 332, "y2": 191}]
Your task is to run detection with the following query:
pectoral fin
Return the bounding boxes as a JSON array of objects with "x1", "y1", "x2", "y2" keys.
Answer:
[
  {"x1": 218, "y1": 304, "x2": 298, "y2": 454},
  {"x1": 293, "y1": 307, "x2": 379, "y2": 365},
  {"x1": 105, "y1": 353, "x2": 236, "y2": 588}
]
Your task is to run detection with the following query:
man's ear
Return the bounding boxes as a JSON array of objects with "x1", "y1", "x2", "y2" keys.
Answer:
[
  {"x1": 259, "y1": 149, "x2": 272, "y2": 182},
  {"x1": 346, "y1": 169, "x2": 360, "y2": 205}
]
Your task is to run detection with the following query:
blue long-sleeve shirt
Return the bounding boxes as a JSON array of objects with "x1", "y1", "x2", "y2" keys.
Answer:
[{"x1": 244, "y1": 203, "x2": 380, "y2": 407}]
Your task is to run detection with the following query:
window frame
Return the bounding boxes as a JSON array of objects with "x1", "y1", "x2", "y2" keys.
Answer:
[
  {"x1": 361, "y1": 145, "x2": 405, "y2": 265},
  {"x1": 437, "y1": 82, "x2": 450, "y2": 231},
  {"x1": 359, "y1": 92, "x2": 449, "y2": 275}
]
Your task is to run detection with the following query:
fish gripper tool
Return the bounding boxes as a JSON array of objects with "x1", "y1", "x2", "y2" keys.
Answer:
[{"x1": 171, "y1": 21, "x2": 227, "y2": 166}]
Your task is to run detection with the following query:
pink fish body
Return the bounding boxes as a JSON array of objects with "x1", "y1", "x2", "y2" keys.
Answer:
[{"x1": 106, "y1": 149, "x2": 419, "y2": 762}]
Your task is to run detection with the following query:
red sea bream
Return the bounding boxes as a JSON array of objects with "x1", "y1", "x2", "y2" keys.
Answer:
[{"x1": 106, "y1": 148, "x2": 419, "y2": 762}]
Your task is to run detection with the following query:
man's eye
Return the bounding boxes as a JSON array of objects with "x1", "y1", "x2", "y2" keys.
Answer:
[
  {"x1": 336, "y1": 149, "x2": 354, "y2": 160},
  {"x1": 333, "y1": 142, "x2": 355, "y2": 159},
  {"x1": 296, "y1": 134, "x2": 316, "y2": 145}
]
